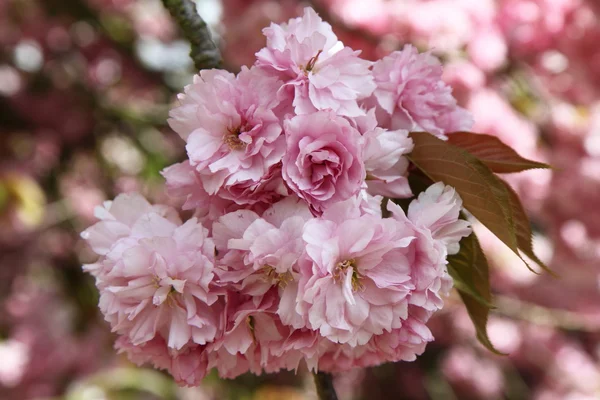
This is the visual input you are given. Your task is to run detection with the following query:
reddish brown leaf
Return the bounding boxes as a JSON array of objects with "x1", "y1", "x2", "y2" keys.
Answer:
[
  {"x1": 448, "y1": 233, "x2": 504, "y2": 354},
  {"x1": 408, "y1": 131, "x2": 545, "y2": 273},
  {"x1": 447, "y1": 131, "x2": 550, "y2": 173},
  {"x1": 408, "y1": 131, "x2": 518, "y2": 254},
  {"x1": 498, "y1": 179, "x2": 556, "y2": 276}
]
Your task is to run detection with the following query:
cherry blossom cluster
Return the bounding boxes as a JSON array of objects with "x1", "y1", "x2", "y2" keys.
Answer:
[{"x1": 81, "y1": 8, "x2": 472, "y2": 386}]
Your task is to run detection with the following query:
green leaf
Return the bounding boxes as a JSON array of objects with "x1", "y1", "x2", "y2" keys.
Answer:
[
  {"x1": 407, "y1": 131, "x2": 542, "y2": 274},
  {"x1": 448, "y1": 233, "x2": 504, "y2": 354},
  {"x1": 447, "y1": 131, "x2": 550, "y2": 173},
  {"x1": 498, "y1": 178, "x2": 556, "y2": 276}
]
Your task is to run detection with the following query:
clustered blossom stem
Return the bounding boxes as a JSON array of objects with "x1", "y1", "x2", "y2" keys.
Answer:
[
  {"x1": 313, "y1": 372, "x2": 339, "y2": 400},
  {"x1": 160, "y1": 0, "x2": 222, "y2": 70}
]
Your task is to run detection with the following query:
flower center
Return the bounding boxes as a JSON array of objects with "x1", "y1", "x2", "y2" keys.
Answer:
[
  {"x1": 246, "y1": 315, "x2": 257, "y2": 344},
  {"x1": 224, "y1": 126, "x2": 246, "y2": 150},
  {"x1": 333, "y1": 258, "x2": 364, "y2": 292},
  {"x1": 304, "y1": 50, "x2": 323, "y2": 74},
  {"x1": 262, "y1": 265, "x2": 293, "y2": 288}
]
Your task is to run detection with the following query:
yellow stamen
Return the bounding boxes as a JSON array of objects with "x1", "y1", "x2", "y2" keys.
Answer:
[
  {"x1": 333, "y1": 258, "x2": 365, "y2": 292},
  {"x1": 262, "y1": 265, "x2": 293, "y2": 288},
  {"x1": 224, "y1": 126, "x2": 246, "y2": 150}
]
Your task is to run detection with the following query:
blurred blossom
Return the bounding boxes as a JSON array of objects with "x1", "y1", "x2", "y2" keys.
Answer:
[
  {"x1": 442, "y1": 346, "x2": 505, "y2": 399},
  {"x1": 100, "y1": 134, "x2": 145, "y2": 175},
  {"x1": 136, "y1": 38, "x2": 193, "y2": 71},
  {"x1": 0, "y1": 65, "x2": 22, "y2": 96},
  {"x1": 0, "y1": 340, "x2": 29, "y2": 388},
  {"x1": 13, "y1": 40, "x2": 44, "y2": 72},
  {"x1": 487, "y1": 317, "x2": 523, "y2": 354}
]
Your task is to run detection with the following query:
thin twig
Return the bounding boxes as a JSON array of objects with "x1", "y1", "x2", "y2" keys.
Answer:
[
  {"x1": 161, "y1": 0, "x2": 223, "y2": 70},
  {"x1": 313, "y1": 372, "x2": 339, "y2": 400}
]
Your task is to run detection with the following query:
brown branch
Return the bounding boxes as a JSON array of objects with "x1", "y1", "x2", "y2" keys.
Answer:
[
  {"x1": 313, "y1": 372, "x2": 339, "y2": 400},
  {"x1": 161, "y1": 0, "x2": 223, "y2": 70}
]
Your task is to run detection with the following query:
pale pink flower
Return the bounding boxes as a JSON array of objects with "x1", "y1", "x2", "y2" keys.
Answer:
[
  {"x1": 256, "y1": 7, "x2": 375, "y2": 117},
  {"x1": 371, "y1": 45, "x2": 473, "y2": 138},
  {"x1": 168, "y1": 67, "x2": 285, "y2": 204},
  {"x1": 217, "y1": 163, "x2": 290, "y2": 206},
  {"x1": 282, "y1": 111, "x2": 365, "y2": 213},
  {"x1": 207, "y1": 290, "x2": 312, "y2": 378},
  {"x1": 0, "y1": 340, "x2": 28, "y2": 387},
  {"x1": 116, "y1": 337, "x2": 209, "y2": 387},
  {"x1": 357, "y1": 186, "x2": 384, "y2": 218},
  {"x1": 80, "y1": 192, "x2": 180, "y2": 256},
  {"x1": 296, "y1": 198, "x2": 416, "y2": 346},
  {"x1": 83, "y1": 207, "x2": 221, "y2": 351},
  {"x1": 358, "y1": 109, "x2": 414, "y2": 198},
  {"x1": 387, "y1": 200, "x2": 458, "y2": 311},
  {"x1": 161, "y1": 160, "x2": 286, "y2": 221},
  {"x1": 161, "y1": 160, "x2": 238, "y2": 221},
  {"x1": 213, "y1": 198, "x2": 312, "y2": 329},
  {"x1": 317, "y1": 310, "x2": 433, "y2": 371},
  {"x1": 407, "y1": 182, "x2": 472, "y2": 255}
]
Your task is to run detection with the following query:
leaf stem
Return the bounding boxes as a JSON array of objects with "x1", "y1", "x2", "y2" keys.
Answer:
[
  {"x1": 313, "y1": 372, "x2": 339, "y2": 400},
  {"x1": 160, "y1": 0, "x2": 223, "y2": 70}
]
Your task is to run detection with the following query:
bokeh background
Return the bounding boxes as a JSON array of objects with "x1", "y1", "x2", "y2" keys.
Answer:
[{"x1": 2, "y1": 0, "x2": 600, "y2": 399}]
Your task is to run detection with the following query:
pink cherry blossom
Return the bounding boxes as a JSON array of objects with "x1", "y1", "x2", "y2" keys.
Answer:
[
  {"x1": 256, "y1": 7, "x2": 375, "y2": 117},
  {"x1": 81, "y1": 198, "x2": 222, "y2": 352},
  {"x1": 213, "y1": 197, "x2": 311, "y2": 305},
  {"x1": 115, "y1": 336, "x2": 210, "y2": 387},
  {"x1": 168, "y1": 66, "x2": 285, "y2": 205},
  {"x1": 317, "y1": 310, "x2": 434, "y2": 372},
  {"x1": 80, "y1": 192, "x2": 180, "y2": 256},
  {"x1": 387, "y1": 199, "x2": 460, "y2": 312},
  {"x1": 282, "y1": 111, "x2": 365, "y2": 213},
  {"x1": 161, "y1": 160, "x2": 239, "y2": 222},
  {"x1": 357, "y1": 109, "x2": 415, "y2": 198},
  {"x1": 407, "y1": 182, "x2": 472, "y2": 254},
  {"x1": 296, "y1": 198, "x2": 416, "y2": 346},
  {"x1": 371, "y1": 44, "x2": 473, "y2": 138}
]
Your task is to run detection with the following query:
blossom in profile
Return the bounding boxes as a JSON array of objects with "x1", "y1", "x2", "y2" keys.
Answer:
[
  {"x1": 406, "y1": 182, "x2": 472, "y2": 255},
  {"x1": 386, "y1": 185, "x2": 471, "y2": 311},
  {"x1": 317, "y1": 310, "x2": 434, "y2": 371},
  {"x1": 371, "y1": 44, "x2": 473, "y2": 137},
  {"x1": 282, "y1": 111, "x2": 365, "y2": 213},
  {"x1": 80, "y1": 192, "x2": 180, "y2": 256},
  {"x1": 358, "y1": 109, "x2": 415, "y2": 198},
  {"x1": 256, "y1": 7, "x2": 375, "y2": 117},
  {"x1": 116, "y1": 337, "x2": 210, "y2": 387}
]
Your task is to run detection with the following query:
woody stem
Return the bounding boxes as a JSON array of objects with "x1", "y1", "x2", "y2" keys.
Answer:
[
  {"x1": 313, "y1": 371, "x2": 339, "y2": 400},
  {"x1": 160, "y1": 0, "x2": 222, "y2": 70}
]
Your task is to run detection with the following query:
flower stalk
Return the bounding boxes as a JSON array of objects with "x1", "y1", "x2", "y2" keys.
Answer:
[{"x1": 313, "y1": 372, "x2": 339, "y2": 400}]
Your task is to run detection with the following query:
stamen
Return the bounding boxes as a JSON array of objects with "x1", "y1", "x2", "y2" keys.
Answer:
[
  {"x1": 246, "y1": 315, "x2": 256, "y2": 344},
  {"x1": 262, "y1": 265, "x2": 293, "y2": 288},
  {"x1": 305, "y1": 50, "x2": 323, "y2": 73},
  {"x1": 224, "y1": 126, "x2": 246, "y2": 150},
  {"x1": 333, "y1": 258, "x2": 364, "y2": 292}
]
